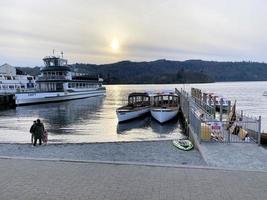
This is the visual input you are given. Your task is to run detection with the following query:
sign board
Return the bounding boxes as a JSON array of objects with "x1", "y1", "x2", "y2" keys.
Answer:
[{"x1": 209, "y1": 122, "x2": 222, "y2": 131}]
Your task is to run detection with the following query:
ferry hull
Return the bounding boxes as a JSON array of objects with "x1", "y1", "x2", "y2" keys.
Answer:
[
  {"x1": 151, "y1": 108, "x2": 178, "y2": 123},
  {"x1": 15, "y1": 89, "x2": 106, "y2": 106},
  {"x1": 117, "y1": 107, "x2": 150, "y2": 122}
]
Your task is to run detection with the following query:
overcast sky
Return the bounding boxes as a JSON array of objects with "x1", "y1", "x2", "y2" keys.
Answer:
[{"x1": 0, "y1": 0, "x2": 266, "y2": 66}]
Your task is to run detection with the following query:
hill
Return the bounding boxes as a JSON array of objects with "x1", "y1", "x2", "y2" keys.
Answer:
[{"x1": 17, "y1": 59, "x2": 267, "y2": 84}]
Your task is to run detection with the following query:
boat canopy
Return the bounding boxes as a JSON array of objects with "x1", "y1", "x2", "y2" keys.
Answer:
[
  {"x1": 128, "y1": 92, "x2": 149, "y2": 98},
  {"x1": 128, "y1": 92, "x2": 150, "y2": 105}
]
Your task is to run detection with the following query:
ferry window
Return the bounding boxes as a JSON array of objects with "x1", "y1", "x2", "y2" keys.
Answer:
[
  {"x1": 9, "y1": 85, "x2": 15, "y2": 89},
  {"x1": 59, "y1": 72, "x2": 63, "y2": 76},
  {"x1": 50, "y1": 61, "x2": 55, "y2": 66}
]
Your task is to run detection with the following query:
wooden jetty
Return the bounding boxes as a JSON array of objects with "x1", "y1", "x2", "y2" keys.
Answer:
[
  {"x1": 261, "y1": 133, "x2": 267, "y2": 144},
  {"x1": 0, "y1": 94, "x2": 16, "y2": 109},
  {"x1": 175, "y1": 87, "x2": 262, "y2": 145}
]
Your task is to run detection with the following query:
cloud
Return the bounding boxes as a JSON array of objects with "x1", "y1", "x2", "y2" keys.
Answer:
[{"x1": 0, "y1": 0, "x2": 266, "y2": 66}]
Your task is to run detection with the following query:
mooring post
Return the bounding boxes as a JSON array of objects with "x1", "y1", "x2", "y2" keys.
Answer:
[
  {"x1": 241, "y1": 110, "x2": 243, "y2": 121},
  {"x1": 258, "y1": 116, "x2": 261, "y2": 146},
  {"x1": 219, "y1": 98, "x2": 223, "y2": 121}
]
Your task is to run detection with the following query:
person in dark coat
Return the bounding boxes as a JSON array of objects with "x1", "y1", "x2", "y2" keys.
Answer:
[
  {"x1": 29, "y1": 120, "x2": 36, "y2": 144},
  {"x1": 33, "y1": 119, "x2": 45, "y2": 146}
]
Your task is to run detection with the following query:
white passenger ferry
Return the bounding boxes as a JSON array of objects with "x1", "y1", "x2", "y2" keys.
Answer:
[{"x1": 15, "y1": 55, "x2": 106, "y2": 105}]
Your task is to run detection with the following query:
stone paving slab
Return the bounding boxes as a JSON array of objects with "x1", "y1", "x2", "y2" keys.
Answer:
[
  {"x1": 0, "y1": 158, "x2": 267, "y2": 200},
  {"x1": 199, "y1": 142, "x2": 267, "y2": 171},
  {"x1": 0, "y1": 140, "x2": 206, "y2": 166}
]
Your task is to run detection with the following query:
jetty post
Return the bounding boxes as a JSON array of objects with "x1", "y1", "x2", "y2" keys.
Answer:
[
  {"x1": 219, "y1": 98, "x2": 223, "y2": 121},
  {"x1": 203, "y1": 93, "x2": 207, "y2": 112},
  {"x1": 258, "y1": 116, "x2": 261, "y2": 145},
  {"x1": 212, "y1": 96, "x2": 216, "y2": 118},
  {"x1": 227, "y1": 100, "x2": 231, "y2": 115}
]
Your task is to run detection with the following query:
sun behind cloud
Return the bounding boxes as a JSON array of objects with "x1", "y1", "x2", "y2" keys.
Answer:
[{"x1": 111, "y1": 39, "x2": 120, "y2": 52}]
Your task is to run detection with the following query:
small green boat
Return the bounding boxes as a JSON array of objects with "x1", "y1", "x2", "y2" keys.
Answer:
[{"x1": 172, "y1": 139, "x2": 194, "y2": 151}]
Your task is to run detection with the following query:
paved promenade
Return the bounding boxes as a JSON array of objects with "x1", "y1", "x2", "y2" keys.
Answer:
[
  {"x1": 0, "y1": 141, "x2": 206, "y2": 166},
  {"x1": 0, "y1": 158, "x2": 266, "y2": 200}
]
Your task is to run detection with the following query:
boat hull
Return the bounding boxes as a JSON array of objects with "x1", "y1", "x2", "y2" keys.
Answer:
[
  {"x1": 15, "y1": 89, "x2": 106, "y2": 106},
  {"x1": 117, "y1": 107, "x2": 150, "y2": 122},
  {"x1": 151, "y1": 108, "x2": 178, "y2": 123}
]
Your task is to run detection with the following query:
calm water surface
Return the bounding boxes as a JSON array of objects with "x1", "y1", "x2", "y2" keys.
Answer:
[{"x1": 0, "y1": 82, "x2": 266, "y2": 143}]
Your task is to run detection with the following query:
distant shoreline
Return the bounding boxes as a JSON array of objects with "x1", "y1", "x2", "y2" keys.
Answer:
[{"x1": 103, "y1": 80, "x2": 267, "y2": 85}]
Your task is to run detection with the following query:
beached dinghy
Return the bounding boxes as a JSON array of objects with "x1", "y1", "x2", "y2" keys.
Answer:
[
  {"x1": 150, "y1": 92, "x2": 179, "y2": 123},
  {"x1": 172, "y1": 139, "x2": 193, "y2": 151},
  {"x1": 116, "y1": 92, "x2": 150, "y2": 122}
]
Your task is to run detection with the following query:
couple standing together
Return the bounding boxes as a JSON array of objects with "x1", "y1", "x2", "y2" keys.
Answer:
[{"x1": 30, "y1": 119, "x2": 48, "y2": 146}]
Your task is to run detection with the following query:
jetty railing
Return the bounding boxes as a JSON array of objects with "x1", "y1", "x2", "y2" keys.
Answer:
[
  {"x1": 176, "y1": 88, "x2": 262, "y2": 144},
  {"x1": 191, "y1": 110, "x2": 261, "y2": 143}
]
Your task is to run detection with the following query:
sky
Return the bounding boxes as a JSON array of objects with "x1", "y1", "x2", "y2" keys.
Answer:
[{"x1": 0, "y1": 0, "x2": 266, "y2": 66}]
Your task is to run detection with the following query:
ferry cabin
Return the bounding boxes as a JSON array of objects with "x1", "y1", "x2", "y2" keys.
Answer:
[{"x1": 37, "y1": 56, "x2": 103, "y2": 92}]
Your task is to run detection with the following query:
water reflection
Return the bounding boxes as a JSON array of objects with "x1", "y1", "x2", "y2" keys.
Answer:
[
  {"x1": 15, "y1": 96, "x2": 105, "y2": 135},
  {"x1": 150, "y1": 117, "x2": 181, "y2": 134},
  {"x1": 117, "y1": 115, "x2": 150, "y2": 134},
  {"x1": 117, "y1": 114, "x2": 182, "y2": 139}
]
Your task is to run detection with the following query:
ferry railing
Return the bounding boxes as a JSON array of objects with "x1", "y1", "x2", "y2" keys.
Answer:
[{"x1": 38, "y1": 76, "x2": 71, "y2": 81}]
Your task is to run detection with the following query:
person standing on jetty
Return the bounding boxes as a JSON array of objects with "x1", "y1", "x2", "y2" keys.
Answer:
[
  {"x1": 33, "y1": 119, "x2": 45, "y2": 146},
  {"x1": 29, "y1": 120, "x2": 36, "y2": 144}
]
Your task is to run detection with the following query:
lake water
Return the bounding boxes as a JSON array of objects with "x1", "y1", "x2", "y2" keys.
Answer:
[{"x1": 0, "y1": 82, "x2": 267, "y2": 143}]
